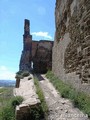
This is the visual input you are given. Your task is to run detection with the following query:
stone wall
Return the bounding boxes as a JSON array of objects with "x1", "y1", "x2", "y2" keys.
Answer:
[
  {"x1": 33, "y1": 40, "x2": 53, "y2": 73},
  {"x1": 19, "y1": 19, "x2": 53, "y2": 73},
  {"x1": 53, "y1": 0, "x2": 90, "y2": 95},
  {"x1": 14, "y1": 75, "x2": 41, "y2": 120},
  {"x1": 32, "y1": 41, "x2": 38, "y2": 58}
]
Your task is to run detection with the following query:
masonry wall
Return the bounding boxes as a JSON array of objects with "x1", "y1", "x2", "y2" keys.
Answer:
[
  {"x1": 19, "y1": 19, "x2": 53, "y2": 73},
  {"x1": 52, "y1": 0, "x2": 90, "y2": 95},
  {"x1": 33, "y1": 40, "x2": 53, "y2": 73},
  {"x1": 32, "y1": 41, "x2": 38, "y2": 58}
]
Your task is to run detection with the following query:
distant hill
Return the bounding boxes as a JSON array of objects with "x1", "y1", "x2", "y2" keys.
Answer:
[{"x1": 0, "y1": 80, "x2": 15, "y2": 87}]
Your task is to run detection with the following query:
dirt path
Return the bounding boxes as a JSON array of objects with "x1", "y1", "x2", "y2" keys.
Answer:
[{"x1": 36, "y1": 74, "x2": 89, "y2": 120}]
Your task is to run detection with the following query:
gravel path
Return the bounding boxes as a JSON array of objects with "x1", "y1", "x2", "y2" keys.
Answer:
[{"x1": 37, "y1": 74, "x2": 89, "y2": 120}]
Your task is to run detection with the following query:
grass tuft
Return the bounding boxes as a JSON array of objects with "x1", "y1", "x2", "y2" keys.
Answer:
[
  {"x1": 0, "y1": 87, "x2": 23, "y2": 120},
  {"x1": 34, "y1": 76, "x2": 48, "y2": 119}
]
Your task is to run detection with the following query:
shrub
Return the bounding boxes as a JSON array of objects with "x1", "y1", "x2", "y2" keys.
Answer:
[
  {"x1": 1, "y1": 106, "x2": 15, "y2": 120},
  {"x1": 0, "y1": 96, "x2": 23, "y2": 120},
  {"x1": 10, "y1": 96, "x2": 23, "y2": 109},
  {"x1": 73, "y1": 92, "x2": 90, "y2": 116},
  {"x1": 29, "y1": 105, "x2": 44, "y2": 120}
]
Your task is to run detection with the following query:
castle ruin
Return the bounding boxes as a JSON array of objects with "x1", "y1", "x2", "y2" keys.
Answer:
[{"x1": 19, "y1": 19, "x2": 53, "y2": 73}]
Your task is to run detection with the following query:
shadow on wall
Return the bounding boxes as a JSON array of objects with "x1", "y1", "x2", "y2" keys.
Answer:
[{"x1": 33, "y1": 61, "x2": 48, "y2": 74}]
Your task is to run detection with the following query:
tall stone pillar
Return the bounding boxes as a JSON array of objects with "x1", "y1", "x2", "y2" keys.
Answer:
[
  {"x1": 23, "y1": 19, "x2": 32, "y2": 51},
  {"x1": 19, "y1": 19, "x2": 32, "y2": 72}
]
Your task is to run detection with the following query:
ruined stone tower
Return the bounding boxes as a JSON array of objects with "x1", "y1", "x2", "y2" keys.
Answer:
[
  {"x1": 19, "y1": 19, "x2": 53, "y2": 73},
  {"x1": 19, "y1": 19, "x2": 32, "y2": 71},
  {"x1": 23, "y1": 19, "x2": 32, "y2": 51}
]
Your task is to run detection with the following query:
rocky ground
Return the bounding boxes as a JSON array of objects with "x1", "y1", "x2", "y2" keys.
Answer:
[{"x1": 37, "y1": 74, "x2": 89, "y2": 120}]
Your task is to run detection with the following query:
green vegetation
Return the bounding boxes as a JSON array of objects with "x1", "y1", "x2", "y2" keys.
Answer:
[
  {"x1": 46, "y1": 71, "x2": 90, "y2": 117},
  {"x1": 15, "y1": 70, "x2": 30, "y2": 79},
  {"x1": 33, "y1": 77, "x2": 48, "y2": 119},
  {"x1": 10, "y1": 96, "x2": 23, "y2": 109},
  {"x1": 1, "y1": 105, "x2": 15, "y2": 120},
  {"x1": 0, "y1": 87, "x2": 7, "y2": 93},
  {"x1": 22, "y1": 71, "x2": 30, "y2": 77},
  {"x1": 0, "y1": 87, "x2": 23, "y2": 120},
  {"x1": 29, "y1": 105, "x2": 45, "y2": 120}
]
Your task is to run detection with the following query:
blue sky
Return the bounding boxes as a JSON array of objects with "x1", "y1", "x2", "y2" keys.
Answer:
[{"x1": 0, "y1": 0, "x2": 56, "y2": 80}]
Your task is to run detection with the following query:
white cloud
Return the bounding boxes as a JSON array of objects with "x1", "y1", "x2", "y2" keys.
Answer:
[
  {"x1": 32, "y1": 31, "x2": 52, "y2": 39},
  {"x1": 0, "y1": 66, "x2": 15, "y2": 80}
]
